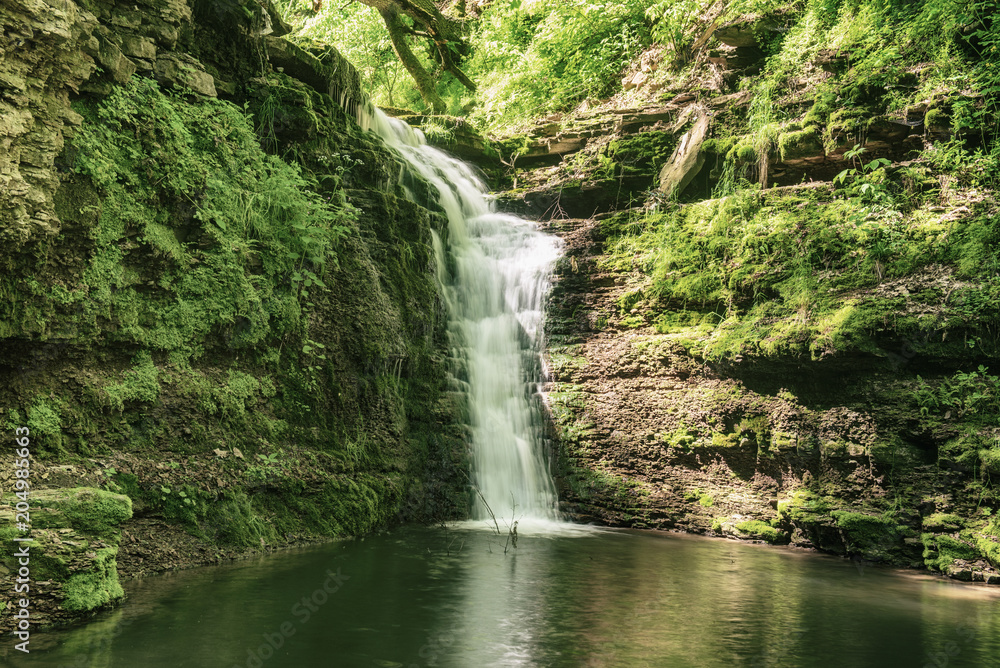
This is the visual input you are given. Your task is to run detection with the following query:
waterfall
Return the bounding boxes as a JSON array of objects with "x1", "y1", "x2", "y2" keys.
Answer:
[{"x1": 363, "y1": 107, "x2": 561, "y2": 522}]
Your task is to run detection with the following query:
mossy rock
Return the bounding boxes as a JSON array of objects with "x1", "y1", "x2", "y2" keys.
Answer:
[
  {"x1": 924, "y1": 107, "x2": 949, "y2": 130},
  {"x1": 777, "y1": 489, "x2": 831, "y2": 523},
  {"x1": 828, "y1": 510, "x2": 924, "y2": 563},
  {"x1": 922, "y1": 533, "x2": 980, "y2": 571},
  {"x1": 974, "y1": 532, "x2": 1000, "y2": 568},
  {"x1": 832, "y1": 510, "x2": 900, "y2": 544},
  {"x1": 735, "y1": 520, "x2": 787, "y2": 544},
  {"x1": 0, "y1": 522, "x2": 127, "y2": 619},
  {"x1": 606, "y1": 131, "x2": 679, "y2": 177},
  {"x1": 922, "y1": 513, "x2": 964, "y2": 532},
  {"x1": 61, "y1": 546, "x2": 125, "y2": 612},
  {"x1": 28, "y1": 488, "x2": 132, "y2": 539},
  {"x1": 726, "y1": 139, "x2": 757, "y2": 164},
  {"x1": 778, "y1": 125, "x2": 823, "y2": 162},
  {"x1": 825, "y1": 108, "x2": 869, "y2": 150}
]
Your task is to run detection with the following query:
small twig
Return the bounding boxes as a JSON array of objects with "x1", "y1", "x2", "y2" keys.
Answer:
[{"x1": 463, "y1": 470, "x2": 500, "y2": 534}]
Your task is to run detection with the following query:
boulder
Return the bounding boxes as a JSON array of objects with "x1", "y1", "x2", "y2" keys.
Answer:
[
  {"x1": 658, "y1": 106, "x2": 709, "y2": 198},
  {"x1": 153, "y1": 53, "x2": 217, "y2": 97}
]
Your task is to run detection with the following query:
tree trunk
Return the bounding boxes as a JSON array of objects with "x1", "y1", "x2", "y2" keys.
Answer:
[
  {"x1": 379, "y1": 5, "x2": 446, "y2": 113},
  {"x1": 351, "y1": 0, "x2": 476, "y2": 110}
]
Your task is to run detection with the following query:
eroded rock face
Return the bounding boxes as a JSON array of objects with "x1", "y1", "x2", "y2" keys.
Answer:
[
  {"x1": 0, "y1": 0, "x2": 99, "y2": 244},
  {"x1": 536, "y1": 215, "x2": 999, "y2": 580},
  {"x1": 153, "y1": 52, "x2": 217, "y2": 96},
  {"x1": 0, "y1": 0, "x2": 368, "y2": 257}
]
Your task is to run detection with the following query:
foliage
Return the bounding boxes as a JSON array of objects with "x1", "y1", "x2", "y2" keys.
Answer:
[
  {"x1": 915, "y1": 365, "x2": 1000, "y2": 419},
  {"x1": 297, "y1": 4, "x2": 412, "y2": 109},
  {"x1": 645, "y1": 0, "x2": 701, "y2": 66},
  {"x1": 464, "y1": 0, "x2": 651, "y2": 132},
  {"x1": 27, "y1": 398, "x2": 64, "y2": 452},
  {"x1": 104, "y1": 351, "x2": 161, "y2": 412},
  {"x1": 916, "y1": 366, "x2": 1000, "y2": 477},
  {"x1": 598, "y1": 164, "x2": 1000, "y2": 360},
  {"x1": 70, "y1": 77, "x2": 354, "y2": 362},
  {"x1": 299, "y1": 0, "x2": 652, "y2": 132},
  {"x1": 833, "y1": 144, "x2": 893, "y2": 209}
]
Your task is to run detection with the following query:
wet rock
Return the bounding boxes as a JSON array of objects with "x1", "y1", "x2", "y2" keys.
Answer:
[
  {"x1": 397, "y1": 115, "x2": 501, "y2": 167},
  {"x1": 265, "y1": 37, "x2": 364, "y2": 120}
]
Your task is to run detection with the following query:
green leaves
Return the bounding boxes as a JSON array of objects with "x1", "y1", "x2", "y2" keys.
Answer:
[
  {"x1": 302, "y1": 339, "x2": 326, "y2": 360},
  {"x1": 833, "y1": 145, "x2": 895, "y2": 212},
  {"x1": 69, "y1": 76, "x2": 357, "y2": 367}
]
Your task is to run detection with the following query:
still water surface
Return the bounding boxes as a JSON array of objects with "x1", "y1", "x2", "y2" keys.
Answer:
[{"x1": 10, "y1": 522, "x2": 1000, "y2": 668}]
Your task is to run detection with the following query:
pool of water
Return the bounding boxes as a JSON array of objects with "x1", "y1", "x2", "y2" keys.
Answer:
[{"x1": 9, "y1": 522, "x2": 1000, "y2": 667}]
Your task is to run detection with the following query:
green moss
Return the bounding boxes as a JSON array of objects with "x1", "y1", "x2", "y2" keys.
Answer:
[
  {"x1": 26, "y1": 488, "x2": 132, "y2": 538},
  {"x1": 702, "y1": 136, "x2": 737, "y2": 157},
  {"x1": 27, "y1": 398, "x2": 64, "y2": 453},
  {"x1": 604, "y1": 131, "x2": 679, "y2": 177},
  {"x1": 802, "y1": 92, "x2": 835, "y2": 128},
  {"x1": 711, "y1": 432, "x2": 739, "y2": 448},
  {"x1": 735, "y1": 520, "x2": 784, "y2": 543},
  {"x1": 770, "y1": 430, "x2": 797, "y2": 452},
  {"x1": 824, "y1": 108, "x2": 868, "y2": 150},
  {"x1": 683, "y1": 487, "x2": 715, "y2": 507},
  {"x1": 975, "y1": 533, "x2": 1000, "y2": 567},
  {"x1": 61, "y1": 547, "x2": 125, "y2": 612},
  {"x1": 728, "y1": 141, "x2": 757, "y2": 164},
  {"x1": 922, "y1": 513, "x2": 964, "y2": 532},
  {"x1": 922, "y1": 533, "x2": 980, "y2": 571},
  {"x1": 667, "y1": 426, "x2": 698, "y2": 448},
  {"x1": 65, "y1": 76, "x2": 355, "y2": 365},
  {"x1": 777, "y1": 489, "x2": 831, "y2": 523},
  {"x1": 598, "y1": 185, "x2": 997, "y2": 363},
  {"x1": 104, "y1": 351, "x2": 160, "y2": 411},
  {"x1": 832, "y1": 510, "x2": 903, "y2": 557},
  {"x1": 924, "y1": 107, "x2": 947, "y2": 128},
  {"x1": 778, "y1": 125, "x2": 822, "y2": 162}
]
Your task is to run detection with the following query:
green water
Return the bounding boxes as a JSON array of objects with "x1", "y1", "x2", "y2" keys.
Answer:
[{"x1": 8, "y1": 523, "x2": 1000, "y2": 667}]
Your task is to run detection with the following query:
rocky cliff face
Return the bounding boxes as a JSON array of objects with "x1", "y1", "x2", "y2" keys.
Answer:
[
  {"x1": 486, "y1": 9, "x2": 1000, "y2": 584},
  {"x1": 0, "y1": 0, "x2": 466, "y2": 630}
]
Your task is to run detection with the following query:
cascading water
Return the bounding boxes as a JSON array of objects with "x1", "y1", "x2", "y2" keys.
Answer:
[{"x1": 362, "y1": 107, "x2": 561, "y2": 522}]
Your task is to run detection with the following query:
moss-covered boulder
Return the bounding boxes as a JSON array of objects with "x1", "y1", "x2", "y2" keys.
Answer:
[
  {"x1": 0, "y1": 487, "x2": 132, "y2": 629},
  {"x1": 30, "y1": 488, "x2": 133, "y2": 537}
]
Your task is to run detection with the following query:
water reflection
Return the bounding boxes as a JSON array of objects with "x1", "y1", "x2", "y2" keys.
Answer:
[{"x1": 7, "y1": 526, "x2": 1000, "y2": 668}]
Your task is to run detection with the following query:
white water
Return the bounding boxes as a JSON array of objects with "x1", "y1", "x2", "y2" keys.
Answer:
[{"x1": 363, "y1": 107, "x2": 562, "y2": 522}]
